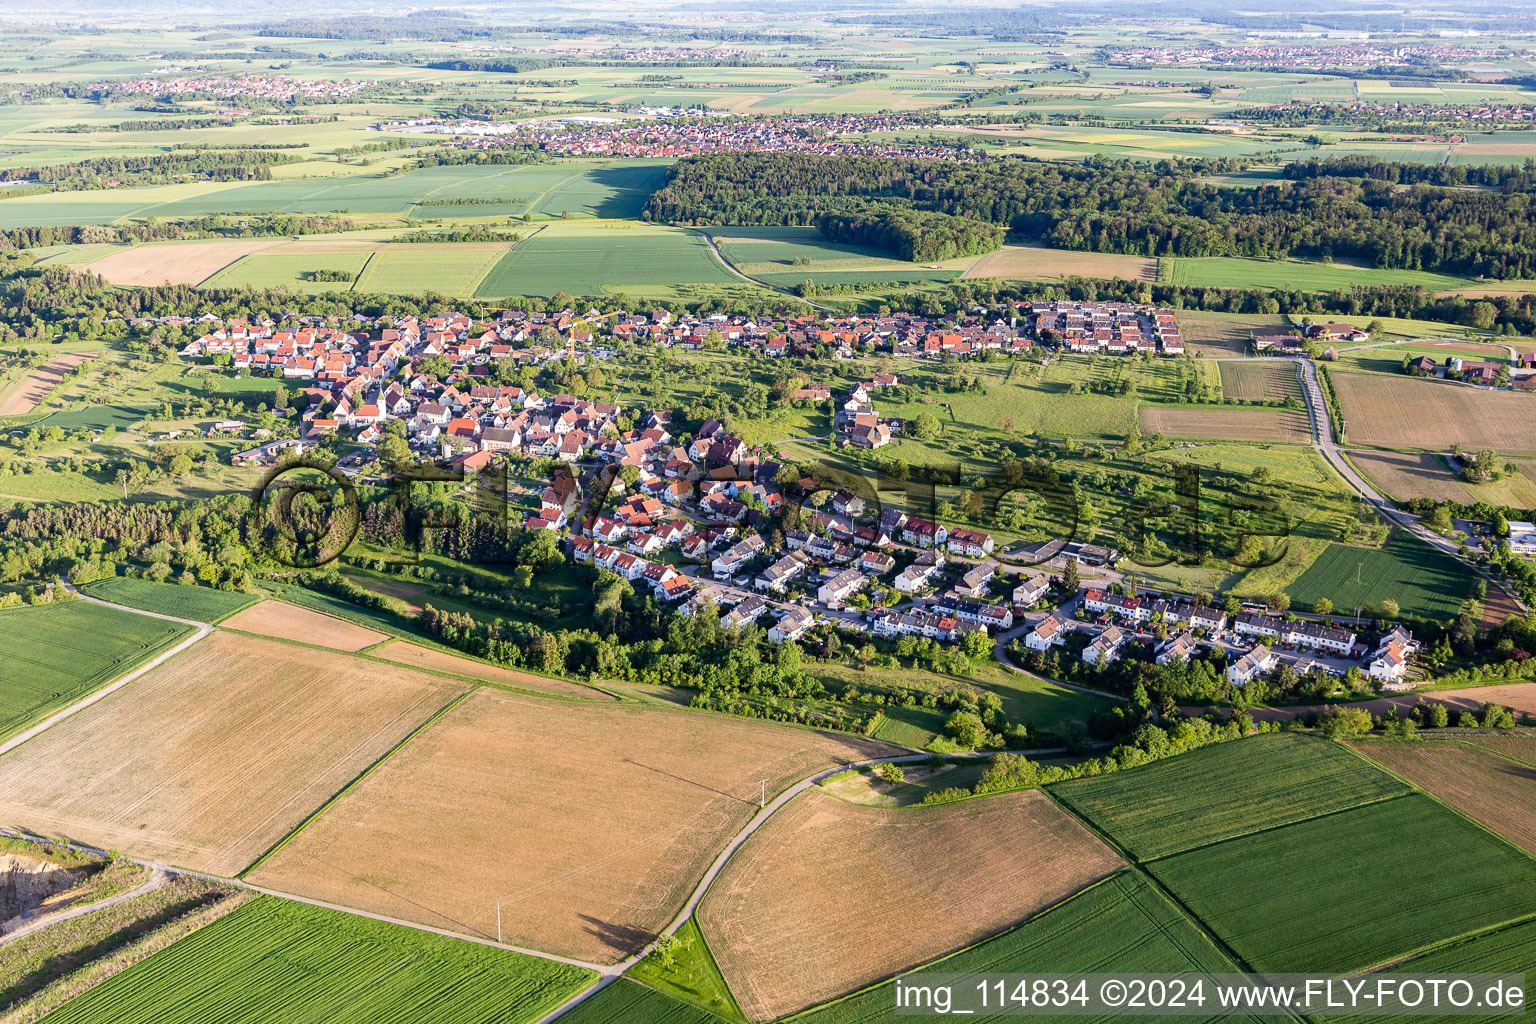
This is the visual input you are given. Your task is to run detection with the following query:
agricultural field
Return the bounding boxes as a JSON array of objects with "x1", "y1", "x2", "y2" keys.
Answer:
[
  {"x1": 0, "y1": 352, "x2": 96, "y2": 416},
  {"x1": 1288, "y1": 530, "x2": 1473, "y2": 620},
  {"x1": 36, "y1": 896, "x2": 595, "y2": 1024},
  {"x1": 80, "y1": 578, "x2": 259, "y2": 623},
  {"x1": 1349, "y1": 738, "x2": 1536, "y2": 856},
  {"x1": 352, "y1": 246, "x2": 508, "y2": 297},
  {"x1": 1167, "y1": 256, "x2": 1474, "y2": 294},
  {"x1": 0, "y1": 599, "x2": 192, "y2": 742},
  {"x1": 792, "y1": 871, "x2": 1255, "y2": 1024},
  {"x1": 0, "y1": 631, "x2": 467, "y2": 875},
  {"x1": 1050, "y1": 733, "x2": 1409, "y2": 861},
  {"x1": 698, "y1": 789, "x2": 1121, "y2": 1020},
  {"x1": 962, "y1": 243, "x2": 1156, "y2": 282},
  {"x1": 1138, "y1": 405, "x2": 1311, "y2": 443},
  {"x1": 220, "y1": 599, "x2": 390, "y2": 651},
  {"x1": 1176, "y1": 311, "x2": 1292, "y2": 358},
  {"x1": 1148, "y1": 793, "x2": 1536, "y2": 973},
  {"x1": 200, "y1": 250, "x2": 373, "y2": 293},
  {"x1": 370, "y1": 639, "x2": 613, "y2": 700},
  {"x1": 1331, "y1": 370, "x2": 1536, "y2": 455},
  {"x1": 1349, "y1": 449, "x2": 1536, "y2": 509},
  {"x1": 1217, "y1": 360, "x2": 1302, "y2": 403},
  {"x1": 556, "y1": 980, "x2": 727, "y2": 1024},
  {"x1": 81, "y1": 238, "x2": 283, "y2": 287},
  {"x1": 246, "y1": 687, "x2": 894, "y2": 963},
  {"x1": 476, "y1": 222, "x2": 742, "y2": 298}
]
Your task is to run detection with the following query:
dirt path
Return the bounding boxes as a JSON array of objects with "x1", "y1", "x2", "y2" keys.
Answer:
[
  {"x1": 696, "y1": 231, "x2": 837, "y2": 313},
  {"x1": 0, "y1": 590, "x2": 212, "y2": 760},
  {"x1": 0, "y1": 868, "x2": 168, "y2": 947}
]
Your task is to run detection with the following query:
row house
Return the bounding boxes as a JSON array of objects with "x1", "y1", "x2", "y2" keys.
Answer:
[
  {"x1": 946, "y1": 528, "x2": 995, "y2": 558},
  {"x1": 1083, "y1": 626, "x2": 1127, "y2": 666},
  {"x1": 1227, "y1": 646, "x2": 1278, "y2": 686},
  {"x1": 1281, "y1": 621, "x2": 1356, "y2": 655},
  {"x1": 755, "y1": 553, "x2": 809, "y2": 594},
  {"x1": 901, "y1": 518, "x2": 947, "y2": 549},
  {"x1": 1084, "y1": 589, "x2": 1146, "y2": 623},
  {"x1": 1155, "y1": 631, "x2": 1198, "y2": 666},
  {"x1": 722, "y1": 594, "x2": 769, "y2": 630},
  {"x1": 1234, "y1": 611, "x2": 1285, "y2": 640},
  {"x1": 769, "y1": 606, "x2": 815, "y2": 643},
  {"x1": 954, "y1": 561, "x2": 997, "y2": 599},
  {"x1": 1024, "y1": 614, "x2": 1071, "y2": 651},
  {"x1": 711, "y1": 533, "x2": 765, "y2": 578},
  {"x1": 894, "y1": 551, "x2": 945, "y2": 593},
  {"x1": 933, "y1": 598, "x2": 1013, "y2": 632},
  {"x1": 871, "y1": 609, "x2": 976, "y2": 643},
  {"x1": 817, "y1": 568, "x2": 866, "y2": 607},
  {"x1": 1012, "y1": 573, "x2": 1050, "y2": 607}
]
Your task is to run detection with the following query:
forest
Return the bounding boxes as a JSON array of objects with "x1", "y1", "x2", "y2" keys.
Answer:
[
  {"x1": 646, "y1": 152, "x2": 1536, "y2": 278},
  {"x1": 816, "y1": 208, "x2": 1003, "y2": 262}
]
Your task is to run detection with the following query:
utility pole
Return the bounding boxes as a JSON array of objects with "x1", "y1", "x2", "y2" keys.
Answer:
[
  {"x1": 495, "y1": 900, "x2": 502, "y2": 944},
  {"x1": 759, "y1": 779, "x2": 768, "y2": 810}
]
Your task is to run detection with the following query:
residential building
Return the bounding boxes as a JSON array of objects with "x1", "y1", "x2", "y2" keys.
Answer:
[{"x1": 1227, "y1": 646, "x2": 1278, "y2": 686}]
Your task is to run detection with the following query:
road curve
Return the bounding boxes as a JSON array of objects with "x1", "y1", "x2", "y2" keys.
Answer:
[{"x1": 695, "y1": 230, "x2": 838, "y2": 313}]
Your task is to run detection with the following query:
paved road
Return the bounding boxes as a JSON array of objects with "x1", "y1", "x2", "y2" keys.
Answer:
[
  {"x1": 0, "y1": 590, "x2": 213, "y2": 760},
  {"x1": 1295, "y1": 360, "x2": 1525, "y2": 613},
  {"x1": 0, "y1": 867, "x2": 168, "y2": 947}
]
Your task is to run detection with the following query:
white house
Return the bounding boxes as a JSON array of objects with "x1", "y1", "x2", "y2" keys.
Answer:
[
  {"x1": 817, "y1": 568, "x2": 866, "y2": 607},
  {"x1": 1227, "y1": 646, "x2": 1277, "y2": 686},
  {"x1": 1024, "y1": 614, "x2": 1069, "y2": 651}
]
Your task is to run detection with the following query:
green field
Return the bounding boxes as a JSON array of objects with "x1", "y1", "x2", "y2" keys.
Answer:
[
  {"x1": 353, "y1": 247, "x2": 506, "y2": 297},
  {"x1": 36, "y1": 896, "x2": 595, "y2": 1024},
  {"x1": 0, "y1": 600, "x2": 192, "y2": 741},
  {"x1": 32, "y1": 403, "x2": 154, "y2": 432},
  {"x1": 1148, "y1": 794, "x2": 1536, "y2": 973},
  {"x1": 556, "y1": 980, "x2": 726, "y2": 1024},
  {"x1": 475, "y1": 223, "x2": 741, "y2": 297},
  {"x1": 626, "y1": 918, "x2": 743, "y2": 1023},
  {"x1": 1168, "y1": 256, "x2": 1473, "y2": 294},
  {"x1": 1319, "y1": 918, "x2": 1536, "y2": 1024},
  {"x1": 202, "y1": 252, "x2": 371, "y2": 293},
  {"x1": 1050, "y1": 734, "x2": 1410, "y2": 861},
  {"x1": 1288, "y1": 530, "x2": 1473, "y2": 620},
  {"x1": 1217, "y1": 360, "x2": 1302, "y2": 403},
  {"x1": 80, "y1": 577, "x2": 258, "y2": 623},
  {"x1": 793, "y1": 871, "x2": 1254, "y2": 1024}
]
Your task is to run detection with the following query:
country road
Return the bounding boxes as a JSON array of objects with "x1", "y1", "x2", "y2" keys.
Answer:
[
  {"x1": 1293, "y1": 359, "x2": 1525, "y2": 613},
  {"x1": 695, "y1": 230, "x2": 837, "y2": 313}
]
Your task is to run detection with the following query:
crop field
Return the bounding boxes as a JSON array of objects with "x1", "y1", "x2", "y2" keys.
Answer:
[
  {"x1": 0, "y1": 600, "x2": 191, "y2": 743},
  {"x1": 37, "y1": 896, "x2": 595, "y2": 1024},
  {"x1": 1050, "y1": 734, "x2": 1409, "y2": 861},
  {"x1": 246, "y1": 687, "x2": 894, "y2": 964},
  {"x1": 220, "y1": 599, "x2": 390, "y2": 651},
  {"x1": 475, "y1": 223, "x2": 739, "y2": 297},
  {"x1": 0, "y1": 631, "x2": 466, "y2": 875},
  {"x1": 370, "y1": 639, "x2": 613, "y2": 700},
  {"x1": 1349, "y1": 739, "x2": 1536, "y2": 856},
  {"x1": 1176, "y1": 311, "x2": 1291, "y2": 358},
  {"x1": 0, "y1": 352, "x2": 95, "y2": 415},
  {"x1": 353, "y1": 247, "x2": 506, "y2": 297},
  {"x1": 1320, "y1": 918, "x2": 1536, "y2": 1024},
  {"x1": 754, "y1": 268, "x2": 962, "y2": 289},
  {"x1": 1167, "y1": 256, "x2": 1471, "y2": 293},
  {"x1": 1349, "y1": 449, "x2": 1536, "y2": 509},
  {"x1": 699, "y1": 789, "x2": 1122, "y2": 1021},
  {"x1": 80, "y1": 578, "x2": 258, "y2": 623},
  {"x1": 81, "y1": 238, "x2": 281, "y2": 286},
  {"x1": 557, "y1": 980, "x2": 726, "y2": 1024},
  {"x1": 200, "y1": 251, "x2": 373, "y2": 293},
  {"x1": 1148, "y1": 794, "x2": 1536, "y2": 973},
  {"x1": 963, "y1": 244, "x2": 1156, "y2": 282},
  {"x1": 1217, "y1": 360, "x2": 1301, "y2": 402},
  {"x1": 1288, "y1": 530, "x2": 1473, "y2": 620},
  {"x1": 1332, "y1": 371, "x2": 1536, "y2": 454},
  {"x1": 711, "y1": 226, "x2": 904, "y2": 270},
  {"x1": 1138, "y1": 405, "x2": 1311, "y2": 443},
  {"x1": 793, "y1": 872, "x2": 1253, "y2": 1024}
]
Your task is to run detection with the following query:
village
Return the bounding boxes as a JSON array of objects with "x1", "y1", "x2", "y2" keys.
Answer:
[{"x1": 162, "y1": 297, "x2": 1434, "y2": 701}]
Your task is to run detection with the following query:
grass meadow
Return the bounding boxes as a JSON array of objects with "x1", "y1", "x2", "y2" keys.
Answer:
[
  {"x1": 80, "y1": 577, "x2": 259, "y2": 623},
  {"x1": 1288, "y1": 530, "x2": 1474, "y2": 620}
]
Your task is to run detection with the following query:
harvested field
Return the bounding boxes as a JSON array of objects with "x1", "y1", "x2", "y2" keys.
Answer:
[
  {"x1": 0, "y1": 353, "x2": 94, "y2": 416},
  {"x1": 699, "y1": 789, "x2": 1121, "y2": 1021},
  {"x1": 371, "y1": 639, "x2": 613, "y2": 700},
  {"x1": 82, "y1": 239, "x2": 280, "y2": 286},
  {"x1": 1050, "y1": 733, "x2": 1408, "y2": 861},
  {"x1": 0, "y1": 631, "x2": 467, "y2": 876},
  {"x1": 1148, "y1": 794, "x2": 1536, "y2": 973},
  {"x1": 246, "y1": 687, "x2": 894, "y2": 964},
  {"x1": 1480, "y1": 583, "x2": 1524, "y2": 629},
  {"x1": 1178, "y1": 312, "x2": 1289, "y2": 358},
  {"x1": 1218, "y1": 360, "x2": 1301, "y2": 402},
  {"x1": 1138, "y1": 405, "x2": 1310, "y2": 443},
  {"x1": 961, "y1": 244, "x2": 1156, "y2": 282},
  {"x1": 1462, "y1": 730, "x2": 1536, "y2": 765},
  {"x1": 1347, "y1": 450, "x2": 1473, "y2": 503},
  {"x1": 220, "y1": 599, "x2": 388, "y2": 651},
  {"x1": 1350, "y1": 739, "x2": 1536, "y2": 855},
  {"x1": 1332, "y1": 371, "x2": 1536, "y2": 454}
]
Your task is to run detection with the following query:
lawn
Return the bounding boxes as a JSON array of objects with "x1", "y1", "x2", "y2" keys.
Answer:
[
  {"x1": 81, "y1": 577, "x2": 258, "y2": 623},
  {"x1": 1049, "y1": 733, "x2": 1410, "y2": 861},
  {"x1": 792, "y1": 871, "x2": 1252, "y2": 1024},
  {"x1": 0, "y1": 599, "x2": 192, "y2": 742},
  {"x1": 475, "y1": 223, "x2": 739, "y2": 297},
  {"x1": 1147, "y1": 793, "x2": 1536, "y2": 973},
  {"x1": 36, "y1": 896, "x2": 596, "y2": 1024},
  {"x1": 1287, "y1": 529, "x2": 1473, "y2": 620}
]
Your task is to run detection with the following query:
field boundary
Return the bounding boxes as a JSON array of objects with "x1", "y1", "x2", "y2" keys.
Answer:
[{"x1": 236, "y1": 687, "x2": 474, "y2": 879}]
